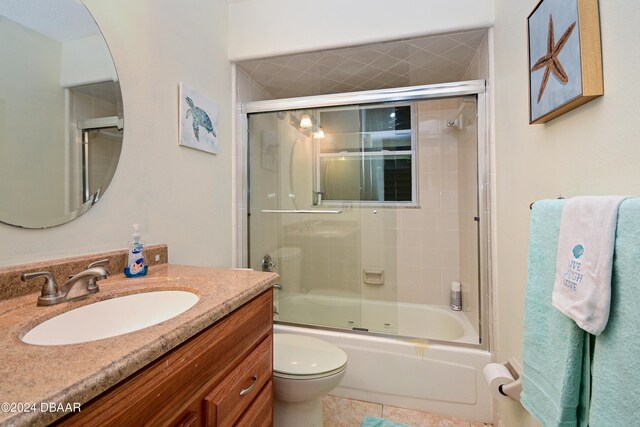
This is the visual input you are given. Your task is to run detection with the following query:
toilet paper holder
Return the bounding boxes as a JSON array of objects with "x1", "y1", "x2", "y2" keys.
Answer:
[{"x1": 483, "y1": 358, "x2": 522, "y2": 402}]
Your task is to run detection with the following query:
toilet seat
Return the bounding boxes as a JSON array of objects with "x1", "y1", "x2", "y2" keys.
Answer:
[{"x1": 274, "y1": 334, "x2": 347, "y2": 379}]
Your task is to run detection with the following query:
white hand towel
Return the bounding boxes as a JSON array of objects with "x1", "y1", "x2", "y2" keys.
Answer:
[{"x1": 552, "y1": 196, "x2": 628, "y2": 335}]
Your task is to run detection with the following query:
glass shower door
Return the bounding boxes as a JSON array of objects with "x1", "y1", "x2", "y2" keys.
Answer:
[
  {"x1": 248, "y1": 109, "x2": 364, "y2": 330},
  {"x1": 245, "y1": 82, "x2": 486, "y2": 346}
]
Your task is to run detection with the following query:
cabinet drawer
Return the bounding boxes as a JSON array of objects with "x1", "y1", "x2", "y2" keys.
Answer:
[
  {"x1": 171, "y1": 410, "x2": 200, "y2": 427},
  {"x1": 236, "y1": 381, "x2": 273, "y2": 427},
  {"x1": 205, "y1": 337, "x2": 272, "y2": 427}
]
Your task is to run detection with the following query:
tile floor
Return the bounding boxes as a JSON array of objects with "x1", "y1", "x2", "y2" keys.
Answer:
[{"x1": 322, "y1": 395, "x2": 492, "y2": 427}]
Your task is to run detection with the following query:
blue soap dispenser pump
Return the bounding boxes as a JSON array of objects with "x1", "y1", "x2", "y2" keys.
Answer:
[{"x1": 124, "y1": 224, "x2": 148, "y2": 278}]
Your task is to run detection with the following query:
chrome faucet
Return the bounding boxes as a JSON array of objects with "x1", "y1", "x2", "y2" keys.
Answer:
[{"x1": 22, "y1": 259, "x2": 110, "y2": 306}]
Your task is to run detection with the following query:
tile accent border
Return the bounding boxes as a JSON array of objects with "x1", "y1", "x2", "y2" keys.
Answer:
[{"x1": 0, "y1": 244, "x2": 168, "y2": 301}]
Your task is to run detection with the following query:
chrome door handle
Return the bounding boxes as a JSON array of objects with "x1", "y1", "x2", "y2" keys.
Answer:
[{"x1": 240, "y1": 375, "x2": 258, "y2": 396}]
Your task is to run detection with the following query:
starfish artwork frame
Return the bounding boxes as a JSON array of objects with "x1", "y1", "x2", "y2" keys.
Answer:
[
  {"x1": 527, "y1": 0, "x2": 603, "y2": 124},
  {"x1": 179, "y1": 82, "x2": 219, "y2": 154}
]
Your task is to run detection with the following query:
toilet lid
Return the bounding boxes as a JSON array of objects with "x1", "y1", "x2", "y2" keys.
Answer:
[{"x1": 274, "y1": 334, "x2": 347, "y2": 376}]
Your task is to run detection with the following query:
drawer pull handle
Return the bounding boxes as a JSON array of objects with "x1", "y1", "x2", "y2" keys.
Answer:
[{"x1": 240, "y1": 375, "x2": 258, "y2": 396}]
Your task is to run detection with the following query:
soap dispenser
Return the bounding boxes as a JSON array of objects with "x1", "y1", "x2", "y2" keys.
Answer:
[{"x1": 124, "y1": 224, "x2": 148, "y2": 278}]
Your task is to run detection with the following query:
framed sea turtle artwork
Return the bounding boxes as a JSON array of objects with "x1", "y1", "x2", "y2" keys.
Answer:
[
  {"x1": 527, "y1": 0, "x2": 603, "y2": 124},
  {"x1": 179, "y1": 83, "x2": 219, "y2": 154}
]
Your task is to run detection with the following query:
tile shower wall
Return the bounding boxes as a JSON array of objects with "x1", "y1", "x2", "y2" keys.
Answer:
[{"x1": 360, "y1": 99, "x2": 468, "y2": 307}]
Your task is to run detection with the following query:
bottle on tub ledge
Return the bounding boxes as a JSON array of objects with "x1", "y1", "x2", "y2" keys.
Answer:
[
  {"x1": 450, "y1": 281, "x2": 462, "y2": 311},
  {"x1": 124, "y1": 224, "x2": 148, "y2": 278}
]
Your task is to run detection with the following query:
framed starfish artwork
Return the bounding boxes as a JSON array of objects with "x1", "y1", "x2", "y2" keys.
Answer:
[
  {"x1": 179, "y1": 82, "x2": 219, "y2": 154},
  {"x1": 527, "y1": 0, "x2": 603, "y2": 124}
]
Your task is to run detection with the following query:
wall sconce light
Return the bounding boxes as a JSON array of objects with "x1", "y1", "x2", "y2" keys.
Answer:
[
  {"x1": 290, "y1": 112, "x2": 324, "y2": 138},
  {"x1": 299, "y1": 113, "x2": 313, "y2": 128}
]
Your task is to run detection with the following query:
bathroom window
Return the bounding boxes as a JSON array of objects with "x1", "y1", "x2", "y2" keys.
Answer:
[{"x1": 317, "y1": 102, "x2": 416, "y2": 205}]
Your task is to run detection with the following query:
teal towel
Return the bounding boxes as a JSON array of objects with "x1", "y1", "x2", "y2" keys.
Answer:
[
  {"x1": 361, "y1": 417, "x2": 413, "y2": 427},
  {"x1": 589, "y1": 198, "x2": 640, "y2": 425},
  {"x1": 521, "y1": 200, "x2": 590, "y2": 427}
]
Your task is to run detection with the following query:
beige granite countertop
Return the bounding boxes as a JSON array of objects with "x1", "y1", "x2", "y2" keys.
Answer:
[{"x1": 0, "y1": 264, "x2": 278, "y2": 427}]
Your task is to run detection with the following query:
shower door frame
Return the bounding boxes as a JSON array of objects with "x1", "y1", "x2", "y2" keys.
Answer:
[{"x1": 243, "y1": 80, "x2": 490, "y2": 350}]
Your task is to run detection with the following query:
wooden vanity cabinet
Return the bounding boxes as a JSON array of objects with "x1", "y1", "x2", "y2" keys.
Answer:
[{"x1": 54, "y1": 290, "x2": 273, "y2": 427}]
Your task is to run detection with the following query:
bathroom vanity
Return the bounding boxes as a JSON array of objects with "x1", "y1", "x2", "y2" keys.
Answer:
[
  {"x1": 55, "y1": 291, "x2": 273, "y2": 427},
  {"x1": 0, "y1": 263, "x2": 278, "y2": 427}
]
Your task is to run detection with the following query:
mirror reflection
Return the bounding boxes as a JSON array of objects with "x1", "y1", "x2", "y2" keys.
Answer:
[{"x1": 0, "y1": 0, "x2": 123, "y2": 228}]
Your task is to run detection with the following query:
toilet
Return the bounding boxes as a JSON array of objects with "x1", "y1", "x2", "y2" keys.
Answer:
[{"x1": 273, "y1": 334, "x2": 348, "y2": 427}]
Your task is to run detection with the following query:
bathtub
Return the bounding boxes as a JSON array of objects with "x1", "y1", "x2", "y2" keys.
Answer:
[
  {"x1": 277, "y1": 292, "x2": 479, "y2": 344},
  {"x1": 275, "y1": 294, "x2": 492, "y2": 422}
]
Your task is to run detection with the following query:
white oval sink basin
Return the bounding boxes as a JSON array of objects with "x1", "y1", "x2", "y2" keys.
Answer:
[{"x1": 22, "y1": 291, "x2": 199, "y2": 346}]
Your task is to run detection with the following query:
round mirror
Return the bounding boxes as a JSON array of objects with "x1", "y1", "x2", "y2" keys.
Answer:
[{"x1": 0, "y1": 0, "x2": 123, "y2": 228}]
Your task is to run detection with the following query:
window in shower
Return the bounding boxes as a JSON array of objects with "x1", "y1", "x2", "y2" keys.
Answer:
[{"x1": 317, "y1": 102, "x2": 416, "y2": 205}]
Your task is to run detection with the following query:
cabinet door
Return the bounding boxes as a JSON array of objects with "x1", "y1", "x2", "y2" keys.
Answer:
[{"x1": 204, "y1": 337, "x2": 272, "y2": 427}]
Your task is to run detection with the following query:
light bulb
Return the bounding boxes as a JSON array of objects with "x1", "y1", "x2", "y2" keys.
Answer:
[
  {"x1": 313, "y1": 126, "x2": 325, "y2": 139},
  {"x1": 300, "y1": 114, "x2": 312, "y2": 128}
]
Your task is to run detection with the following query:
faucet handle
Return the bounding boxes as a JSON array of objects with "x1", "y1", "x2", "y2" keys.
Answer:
[
  {"x1": 88, "y1": 259, "x2": 110, "y2": 269},
  {"x1": 21, "y1": 272, "x2": 61, "y2": 306},
  {"x1": 67, "y1": 260, "x2": 111, "y2": 285},
  {"x1": 85, "y1": 265, "x2": 110, "y2": 292}
]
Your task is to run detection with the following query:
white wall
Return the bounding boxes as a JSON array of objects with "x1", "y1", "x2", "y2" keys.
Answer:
[
  {"x1": 493, "y1": 1, "x2": 640, "y2": 426},
  {"x1": 0, "y1": 0, "x2": 232, "y2": 268},
  {"x1": 228, "y1": 0, "x2": 494, "y2": 60}
]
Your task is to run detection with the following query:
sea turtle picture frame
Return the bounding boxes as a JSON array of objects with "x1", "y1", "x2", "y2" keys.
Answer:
[
  {"x1": 179, "y1": 82, "x2": 219, "y2": 154},
  {"x1": 527, "y1": 0, "x2": 603, "y2": 124}
]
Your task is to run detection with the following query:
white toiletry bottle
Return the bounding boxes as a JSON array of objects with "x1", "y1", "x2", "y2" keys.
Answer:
[
  {"x1": 124, "y1": 224, "x2": 148, "y2": 278},
  {"x1": 450, "y1": 281, "x2": 462, "y2": 311}
]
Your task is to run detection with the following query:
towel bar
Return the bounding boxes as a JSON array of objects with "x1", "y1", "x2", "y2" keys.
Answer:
[{"x1": 529, "y1": 197, "x2": 565, "y2": 210}]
